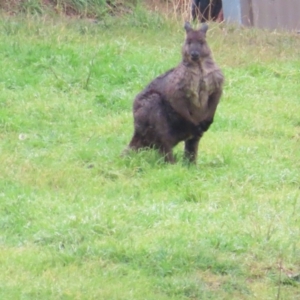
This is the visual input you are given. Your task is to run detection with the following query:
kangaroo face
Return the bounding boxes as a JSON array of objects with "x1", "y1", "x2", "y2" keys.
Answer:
[{"x1": 182, "y1": 22, "x2": 211, "y2": 64}]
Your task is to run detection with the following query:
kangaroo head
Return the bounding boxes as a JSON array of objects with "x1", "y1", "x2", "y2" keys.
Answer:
[{"x1": 182, "y1": 22, "x2": 211, "y2": 64}]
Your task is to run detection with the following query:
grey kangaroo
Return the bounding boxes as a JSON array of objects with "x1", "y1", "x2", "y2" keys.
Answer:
[{"x1": 126, "y1": 22, "x2": 224, "y2": 163}]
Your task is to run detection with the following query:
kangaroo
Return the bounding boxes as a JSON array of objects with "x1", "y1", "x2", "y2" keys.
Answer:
[{"x1": 125, "y1": 22, "x2": 224, "y2": 163}]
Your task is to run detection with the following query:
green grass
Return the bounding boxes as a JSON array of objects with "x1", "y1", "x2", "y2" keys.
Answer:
[{"x1": 0, "y1": 11, "x2": 300, "y2": 299}]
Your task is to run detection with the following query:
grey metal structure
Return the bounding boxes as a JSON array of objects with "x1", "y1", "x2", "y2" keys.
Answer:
[{"x1": 222, "y1": 0, "x2": 300, "y2": 31}]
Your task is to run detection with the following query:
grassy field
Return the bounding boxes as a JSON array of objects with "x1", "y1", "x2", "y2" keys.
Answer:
[{"x1": 0, "y1": 9, "x2": 300, "y2": 299}]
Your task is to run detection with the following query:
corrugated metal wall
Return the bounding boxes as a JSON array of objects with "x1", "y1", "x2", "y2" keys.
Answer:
[
  {"x1": 251, "y1": 0, "x2": 300, "y2": 30},
  {"x1": 223, "y1": 0, "x2": 300, "y2": 31}
]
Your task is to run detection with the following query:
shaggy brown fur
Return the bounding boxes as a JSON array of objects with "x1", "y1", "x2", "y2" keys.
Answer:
[{"x1": 125, "y1": 22, "x2": 224, "y2": 163}]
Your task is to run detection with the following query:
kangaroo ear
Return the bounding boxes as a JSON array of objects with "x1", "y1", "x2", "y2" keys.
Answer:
[
  {"x1": 200, "y1": 23, "x2": 208, "y2": 35},
  {"x1": 184, "y1": 21, "x2": 192, "y2": 32}
]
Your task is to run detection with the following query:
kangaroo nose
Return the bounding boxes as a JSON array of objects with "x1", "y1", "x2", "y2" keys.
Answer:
[{"x1": 191, "y1": 52, "x2": 199, "y2": 61}]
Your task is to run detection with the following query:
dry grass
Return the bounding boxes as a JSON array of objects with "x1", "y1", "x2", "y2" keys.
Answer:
[
  {"x1": 0, "y1": 0, "x2": 138, "y2": 17},
  {"x1": 145, "y1": 0, "x2": 191, "y2": 21}
]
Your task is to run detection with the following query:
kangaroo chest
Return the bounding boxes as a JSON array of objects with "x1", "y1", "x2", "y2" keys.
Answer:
[
  {"x1": 163, "y1": 63, "x2": 222, "y2": 124},
  {"x1": 187, "y1": 68, "x2": 204, "y2": 107}
]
